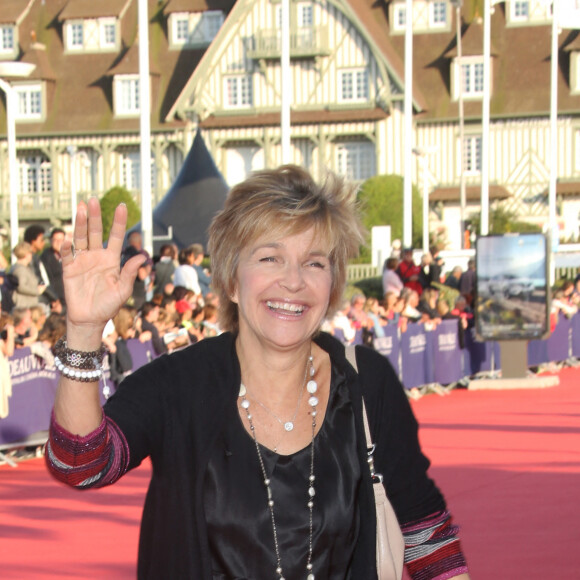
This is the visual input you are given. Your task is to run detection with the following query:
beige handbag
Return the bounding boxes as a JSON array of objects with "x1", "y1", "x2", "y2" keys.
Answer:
[{"x1": 347, "y1": 346, "x2": 405, "y2": 580}]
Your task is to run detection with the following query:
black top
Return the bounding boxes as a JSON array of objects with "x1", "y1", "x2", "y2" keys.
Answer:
[
  {"x1": 205, "y1": 364, "x2": 360, "y2": 579},
  {"x1": 104, "y1": 332, "x2": 445, "y2": 579}
]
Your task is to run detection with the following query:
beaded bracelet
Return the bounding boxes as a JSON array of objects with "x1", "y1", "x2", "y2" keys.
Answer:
[{"x1": 54, "y1": 337, "x2": 107, "y2": 383}]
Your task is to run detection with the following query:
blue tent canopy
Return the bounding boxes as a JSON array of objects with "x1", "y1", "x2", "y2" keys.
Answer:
[{"x1": 129, "y1": 130, "x2": 229, "y2": 254}]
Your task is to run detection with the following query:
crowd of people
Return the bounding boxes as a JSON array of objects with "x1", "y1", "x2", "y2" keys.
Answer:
[
  {"x1": 3, "y1": 225, "x2": 580, "y2": 390},
  {"x1": 0, "y1": 224, "x2": 222, "y2": 391},
  {"x1": 322, "y1": 246, "x2": 477, "y2": 346}
]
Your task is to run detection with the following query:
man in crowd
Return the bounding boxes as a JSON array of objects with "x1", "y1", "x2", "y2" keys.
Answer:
[
  {"x1": 190, "y1": 244, "x2": 211, "y2": 298},
  {"x1": 396, "y1": 248, "x2": 423, "y2": 295},
  {"x1": 40, "y1": 228, "x2": 66, "y2": 307}
]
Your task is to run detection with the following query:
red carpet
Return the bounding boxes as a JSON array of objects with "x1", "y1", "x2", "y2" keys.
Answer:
[{"x1": 1, "y1": 367, "x2": 579, "y2": 579}]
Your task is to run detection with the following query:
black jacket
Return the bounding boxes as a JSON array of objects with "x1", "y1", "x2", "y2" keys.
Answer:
[{"x1": 104, "y1": 332, "x2": 445, "y2": 579}]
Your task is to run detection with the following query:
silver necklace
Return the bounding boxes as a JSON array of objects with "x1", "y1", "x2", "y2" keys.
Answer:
[
  {"x1": 242, "y1": 358, "x2": 310, "y2": 433},
  {"x1": 239, "y1": 353, "x2": 319, "y2": 580}
]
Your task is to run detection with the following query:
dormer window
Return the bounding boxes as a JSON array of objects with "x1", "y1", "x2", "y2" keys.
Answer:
[
  {"x1": 570, "y1": 52, "x2": 580, "y2": 95},
  {"x1": 170, "y1": 11, "x2": 224, "y2": 49},
  {"x1": 114, "y1": 75, "x2": 140, "y2": 116},
  {"x1": 511, "y1": 1, "x2": 530, "y2": 22},
  {"x1": 392, "y1": 3, "x2": 406, "y2": 32},
  {"x1": 0, "y1": 25, "x2": 15, "y2": 54},
  {"x1": 430, "y1": 2, "x2": 448, "y2": 28},
  {"x1": 452, "y1": 56, "x2": 487, "y2": 100},
  {"x1": 14, "y1": 84, "x2": 43, "y2": 121},
  {"x1": 65, "y1": 18, "x2": 118, "y2": 52}
]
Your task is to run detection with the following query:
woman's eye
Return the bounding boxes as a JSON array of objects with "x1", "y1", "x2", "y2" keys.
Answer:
[
  {"x1": 309, "y1": 261, "x2": 327, "y2": 269},
  {"x1": 259, "y1": 256, "x2": 276, "y2": 263}
]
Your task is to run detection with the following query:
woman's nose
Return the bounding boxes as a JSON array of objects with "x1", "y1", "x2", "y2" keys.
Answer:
[{"x1": 279, "y1": 262, "x2": 305, "y2": 291}]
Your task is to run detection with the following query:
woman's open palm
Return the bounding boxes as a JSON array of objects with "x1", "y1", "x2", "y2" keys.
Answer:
[{"x1": 61, "y1": 198, "x2": 144, "y2": 327}]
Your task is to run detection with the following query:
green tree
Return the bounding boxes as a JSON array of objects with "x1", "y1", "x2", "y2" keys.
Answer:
[
  {"x1": 468, "y1": 206, "x2": 541, "y2": 236},
  {"x1": 357, "y1": 174, "x2": 423, "y2": 262},
  {"x1": 99, "y1": 186, "x2": 141, "y2": 241}
]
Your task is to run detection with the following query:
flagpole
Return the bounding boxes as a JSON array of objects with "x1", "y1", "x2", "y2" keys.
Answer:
[
  {"x1": 480, "y1": 0, "x2": 491, "y2": 236},
  {"x1": 403, "y1": 0, "x2": 414, "y2": 249},
  {"x1": 280, "y1": 0, "x2": 291, "y2": 164},
  {"x1": 138, "y1": 0, "x2": 153, "y2": 255},
  {"x1": 548, "y1": 0, "x2": 559, "y2": 268}
]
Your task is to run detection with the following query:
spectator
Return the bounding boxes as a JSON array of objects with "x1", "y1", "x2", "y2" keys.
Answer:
[
  {"x1": 418, "y1": 252, "x2": 434, "y2": 290},
  {"x1": 400, "y1": 288, "x2": 423, "y2": 324},
  {"x1": 329, "y1": 299, "x2": 357, "y2": 343},
  {"x1": 201, "y1": 303, "x2": 221, "y2": 338},
  {"x1": 191, "y1": 243, "x2": 212, "y2": 298},
  {"x1": 30, "y1": 304, "x2": 48, "y2": 333},
  {"x1": 11, "y1": 242, "x2": 46, "y2": 308},
  {"x1": 396, "y1": 248, "x2": 423, "y2": 295},
  {"x1": 23, "y1": 225, "x2": 50, "y2": 295},
  {"x1": 444, "y1": 266, "x2": 463, "y2": 291},
  {"x1": 459, "y1": 259, "x2": 476, "y2": 306},
  {"x1": 418, "y1": 287, "x2": 441, "y2": 322},
  {"x1": 153, "y1": 244, "x2": 176, "y2": 297},
  {"x1": 382, "y1": 257, "x2": 404, "y2": 297},
  {"x1": 40, "y1": 228, "x2": 66, "y2": 306},
  {"x1": 0, "y1": 312, "x2": 14, "y2": 418},
  {"x1": 348, "y1": 293, "x2": 368, "y2": 330},
  {"x1": 37, "y1": 312, "x2": 66, "y2": 350},
  {"x1": 174, "y1": 247, "x2": 201, "y2": 297},
  {"x1": 12, "y1": 307, "x2": 38, "y2": 349},
  {"x1": 131, "y1": 256, "x2": 154, "y2": 311},
  {"x1": 382, "y1": 291, "x2": 400, "y2": 325},
  {"x1": 363, "y1": 296, "x2": 388, "y2": 338},
  {"x1": 108, "y1": 306, "x2": 137, "y2": 388},
  {"x1": 141, "y1": 301, "x2": 187, "y2": 355},
  {"x1": 429, "y1": 246, "x2": 444, "y2": 286},
  {"x1": 121, "y1": 231, "x2": 149, "y2": 267}
]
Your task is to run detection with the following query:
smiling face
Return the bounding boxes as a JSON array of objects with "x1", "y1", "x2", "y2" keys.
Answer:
[{"x1": 231, "y1": 226, "x2": 332, "y2": 353}]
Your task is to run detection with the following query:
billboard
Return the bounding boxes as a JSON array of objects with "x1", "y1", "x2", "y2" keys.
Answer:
[{"x1": 475, "y1": 233, "x2": 550, "y2": 341}]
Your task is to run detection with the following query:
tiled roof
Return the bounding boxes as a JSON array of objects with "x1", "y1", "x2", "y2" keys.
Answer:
[
  {"x1": 430, "y1": 185, "x2": 510, "y2": 202},
  {"x1": 60, "y1": 0, "x2": 132, "y2": 20},
  {"x1": 199, "y1": 107, "x2": 389, "y2": 129},
  {"x1": 0, "y1": 0, "x2": 33, "y2": 24},
  {"x1": 164, "y1": 0, "x2": 234, "y2": 13}
]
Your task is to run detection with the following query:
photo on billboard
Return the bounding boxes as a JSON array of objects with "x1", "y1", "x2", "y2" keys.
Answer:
[{"x1": 475, "y1": 233, "x2": 550, "y2": 341}]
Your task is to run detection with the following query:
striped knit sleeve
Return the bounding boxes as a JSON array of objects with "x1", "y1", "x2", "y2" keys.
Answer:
[
  {"x1": 45, "y1": 411, "x2": 130, "y2": 489},
  {"x1": 401, "y1": 510, "x2": 469, "y2": 580}
]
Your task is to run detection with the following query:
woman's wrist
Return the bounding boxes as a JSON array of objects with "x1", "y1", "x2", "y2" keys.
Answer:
[{"x1": 65, "y1": 322, "x2": 106, "y2": 351}]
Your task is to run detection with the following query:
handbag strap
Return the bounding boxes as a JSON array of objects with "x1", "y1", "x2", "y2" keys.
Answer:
[{"x1": 345, "y1": 345, "x2": 381, "y2": 481}]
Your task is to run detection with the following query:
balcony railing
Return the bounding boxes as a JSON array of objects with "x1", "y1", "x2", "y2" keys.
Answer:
[{"x1": 247, "y1": 26, "x2": 330, "y2": 59}]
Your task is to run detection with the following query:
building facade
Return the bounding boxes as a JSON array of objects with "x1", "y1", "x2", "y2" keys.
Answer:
[{"x1": 1, "y1": 0, "x2": 580, "y2": 250}]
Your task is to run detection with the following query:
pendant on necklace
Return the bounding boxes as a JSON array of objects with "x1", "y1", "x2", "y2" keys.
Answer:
[{"x1": 284, "y1": 421, "x2": 294, "y2": 431}]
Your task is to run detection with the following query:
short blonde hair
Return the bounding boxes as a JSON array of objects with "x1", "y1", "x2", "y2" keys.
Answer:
[
  {"x1": 13, "y1": 241, "x2": 32, "y2": 260},
  {"x1": 208, "y1": 165, "x2": 365, "y2": 333}
]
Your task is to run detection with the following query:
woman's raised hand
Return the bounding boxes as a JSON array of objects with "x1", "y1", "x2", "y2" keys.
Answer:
[{"x1": 61, "y1": 198, "x2": 145, "y2": 331}]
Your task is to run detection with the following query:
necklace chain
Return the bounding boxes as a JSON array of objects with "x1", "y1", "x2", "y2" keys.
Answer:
[
  {"x1": 242, "y1": 357, "x2": 310, "y2": 434},
  {"x1": 240, "y1": 353, "x2": 318, "y2": 580}
]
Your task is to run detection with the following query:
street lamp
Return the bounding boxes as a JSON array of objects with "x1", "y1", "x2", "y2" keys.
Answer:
[
  {"x1": 0, "y1": 61, "x2": 36, "y2": 255},
  {"x1": 412, "y1": 146, "x2": 438, "y2": 254}
]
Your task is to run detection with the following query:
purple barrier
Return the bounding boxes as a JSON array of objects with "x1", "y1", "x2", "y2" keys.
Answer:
[
  {"x1": 463, "y1": 328, "x2": 494, "y2": 375},
  {"x1": 1, "y1": 348, "x2": 58, "y2": 446},
  {"x1": 373, "y1": 325, "x2": 400, "y2": 378},
  {"x1": 400, "y1": 324, "x2": 431, "y2": 389},
  {"x1": 126, "y1": 338, "x2": 155, "y2": 369},
  {"x1": 527, "y1": 339, "x2": 549, "y2": 367},
  {"x1": 433, "y1": 320, "x2": 463, "y2": 385},
  {"x1": 572, "y1": 312, "x2": 580, "y2": 357},
  {"x1": 547, "y1": 314, "x2": 571, "y2": 362},
  {"x1": 352, "y1": 328, "x2": 364, "y2": 345}
]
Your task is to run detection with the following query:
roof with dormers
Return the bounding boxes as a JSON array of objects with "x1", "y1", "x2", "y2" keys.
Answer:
[{"x1": 0, "y1": 0, "x2": 35, "y2": 24}]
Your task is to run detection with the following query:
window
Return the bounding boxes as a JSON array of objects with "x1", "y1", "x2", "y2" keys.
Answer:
[
  {"x1": 69, "y1": 22, "x2": 84, "y2": 49},
  {"x1": 225, "y1": 75, "x2": 253, "y2": 108},
  {"x1": 463, "y1": 136, "x2": 482, "y2": 175},
  {"x1": 14, "y1": 85, "x2": 42, "y2": 120},
  {"x1": 121, "y1": 151, "x2": 156, "y2": 191},
  {"x1": 339, "y1": 69, "x2": 369, "y2": 102},
  {"x1": 511, "y1": 1, "x2": 530, "y2": 21},
  {"x1": 298, "y1": 2, "x2": 314, "y2": 27},
  {"x1": 430, "y1": 2, "x2": 448, "y2": 27},
  {"x1": 0, "y1": 25, "x2": 15, "y2": 53},
  {"x1": 100, "y1": 19, "x2": 117, "y2": 47},
  {"x1": 336, "y1": 141, "x2": 376, "y2": 181},
  {"x1": 115, "y1": 75, "x2": 140, "y2": 115},
  {"x1": 171, "y1": 11, "x2": 224, "y2": 47},
  {"x1": 19, "y1": 155, "x2": 52, "y2": 194},
  {"x1": 461, "y1": 60, "x2": 484, "y2": 96},
  {"x1": 393, "y1": 4, "x2": 406, "y2": 31}
]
